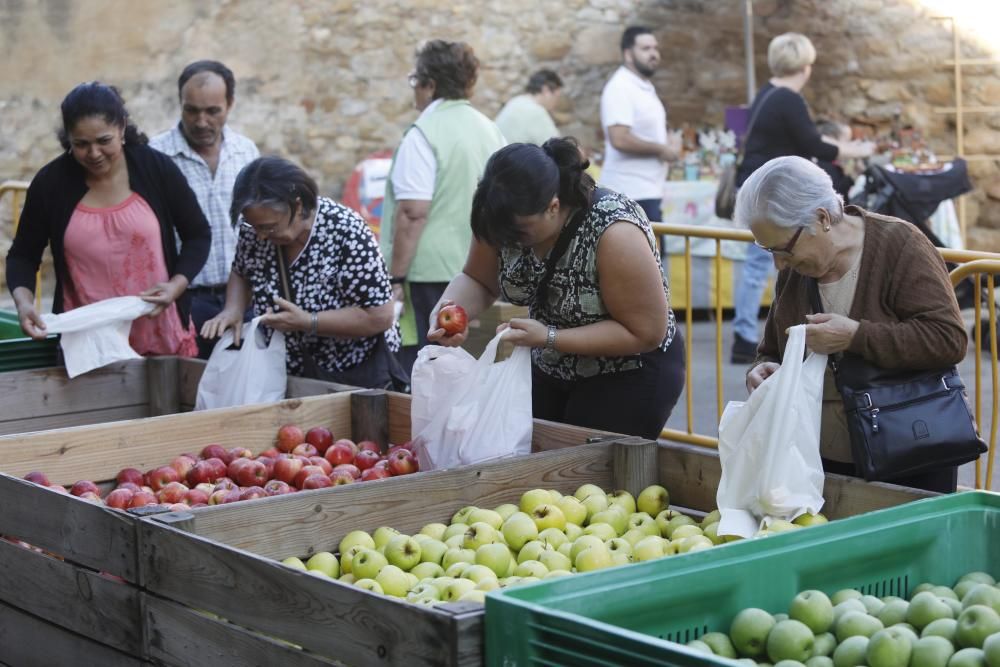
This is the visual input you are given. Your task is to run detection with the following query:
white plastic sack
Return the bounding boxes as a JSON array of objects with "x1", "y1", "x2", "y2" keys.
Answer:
[
  {"x1": 194, "y1": 316, "x2": 287, "y2": 411},
  {"x1": 41, "y1": 296, "x2": 156, "y2": 378},
  {"x1": 716, "y1": 324, "x2": 826, "y2": 538},
  {"x1": 410, "y1": 329, "x2": 532, "y2": 471}
]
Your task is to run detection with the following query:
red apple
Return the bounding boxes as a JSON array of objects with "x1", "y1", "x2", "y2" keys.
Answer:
[
  {"x1": 333, "y1": 463, "x2": 361, "y2": 480},
  {"x1": 227, "y1": 457, "x2": 252, "y2": 480},
  {"x1": 305, "y1": 427, "x2": 334, "y2": 454},
  {"x1": 273, "y1": 455, "x2": 305, "y2": 485},
  {"x1": 128, "y1": 491, "x2": 157, "y2": 509},
  {"x1": 301, "y1": 474, "x2": 333, "y2": 490},
  {"x1": 308, "y1": 456, "x2": 333, "y2": 475},
  {"x1": 189, "y1": 502, "x2": 208, "y2": 508},
  {"x1": 166, "y1": 503, "x2": 189, "y2": 512},
  {"x1": 213, "y1": 478, "x2": 238, "y2": 493},
  {"x1": 116, "y1": 482, "x2": 142, "y2": 493},
  {"x1": 184, "y1": 488, "x2": 210, "y2": 505},
  {"x1": 169, "y1": 455, "x2": 197, "y2": 479},
  {"x1": 361, "y1": 467, "x2": 391, "y2": 481},
  {"x1": 436, "y1": 304, "x2": 468, "y2": 335},
  {"x1": 259, "y1": 446, "x2": 281, "y2": 459},
  {"x1": 240, "y1": 486, "x2": 268, "y2": 501},
  {"x1": 208, "y1": 488, "x2": 241, "y2": 505},
  {"x1": 204, "y1": 458, "x2": 228, "y2": 482},
  {"x1": 105, "y1": 488, "x2": 134, "y2": 509},
  {"x1": 194, "y1": 482, "x2": 215, "y2": 495},
  {"x1": 200, "y1": 444, "x2": 227, "y2": 461},
  {"x1": 357, "y1": 440, "x2": 381, "y2": 454},
  {"x1": 256, "y1": 456, "x2": 276, "y2": 480},
  {"x1": 116, "y1": 468, "x2": 144, "y2": 486},
  {"x1": 24, "y1": 471, "x2": 51, "y2": 486},
  {"x1": 187, "y1": 460, "x2": 217, "y2": 486},
  {"x1": 276, "y1": 424, "x2": 305, "y2": 453},
  {"x1": 147, "y1": 466, "x2": 181, "y2": 492},
  {"x1": 78, "y1": 491, "x2": 102, "y2": 504},
  {"x1": 374, "y1": 459, "x2": 390, "y2": 471},
  {"x1": 70, "y1": 480, "x2": 101, "y2": 497},
  {"x1": 324, "y1": 441, "x2": 356, "y2": 467},
  {"x1": 235, "y1": 460, "x2": 268, "y2": 487},
  {"x1": 157, "y1": 481, "x2": 189, "y2": 505},
  {"x1": 292, "y1": 442, "x2": 319, "y2": 459},
  {"x1": 264, "y1": 479, "x2": 293, "y2": 496},
  {"x1": 355, "y1": 450, "x2": 380, "y2": 471},
  {"x1": 329, "y1": 470, "x2": 355, "y2": 485},
  {"x1": 387, "y1": 449, "x2": 418, "y2": 476},
  {"x1": 48, "y1": 484, "x2": 69, "y2": 494},
  {"x1": 223, "y1": 447, "x2": 253, "y2": 465},
  {"x1": 293, "y1": 465, "x2": 327, "y2": 489}
]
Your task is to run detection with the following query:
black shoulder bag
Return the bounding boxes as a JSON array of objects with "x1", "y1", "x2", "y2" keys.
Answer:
[
  {"x1": 807, "y1": 278, "x2": 985, "y2": 482},
  {"x1": 275, "y1": 248, "x2": 410, "y2": 392}
]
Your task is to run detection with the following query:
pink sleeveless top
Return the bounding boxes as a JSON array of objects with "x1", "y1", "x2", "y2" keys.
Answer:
[{"x1": 63, "y1": 192, "x2": 197, "y2": 357}]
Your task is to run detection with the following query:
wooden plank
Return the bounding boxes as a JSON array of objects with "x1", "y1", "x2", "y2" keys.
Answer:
[
  {"x1": 176, "y1": 357, "x2": 206, "y2": 406},
  {"x1": 387, "y1": 391, "x2": 412, "y2": 446},
  {"x1": 0, "y1": 475, "x2": 137, "y2": 579},
  {"x1": 0, "y1": 405, "x2": 149, "y2": 437},
  {"x1": 169, "y1": 440, "x2": 619, "y2": 560},
  {"x1": 350, "y1": 390, "x2": 388, "y2": 449},
  {"x1": 0, "y1": 601, "x2": 146, "y2": 667},
  {"x1": 0, "y1": 393, "x2": 353, "y2": 482},
  {"x1": 0, "y1": 539, "x2": 144, "y2": 656},
  {"x1": 139, "y1": 520, "x2": 469, "y2": 667},
  {"x1": 0, "y1": 361, "x2": 149, "y2": 426},
  {"x1": 612, "y1": 438, "x2": 659, "y2": 496},
  {"x1": 287, "y1": 375, "x2": 356, "y2": 396},
  {"x1": 143, "y1": 594, "x2": 340, "y2": 667},
  {"x1": 146, "y1": 357, "x2": 180, "y2": 417},
  {"x1": 531, "y1": 418, "x2": 615, "y2": 452}
]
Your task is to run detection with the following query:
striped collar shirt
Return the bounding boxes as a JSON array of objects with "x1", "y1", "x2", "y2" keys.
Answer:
[{"x1": 149, "y1": 124, "x2": 259, "y2": 287}]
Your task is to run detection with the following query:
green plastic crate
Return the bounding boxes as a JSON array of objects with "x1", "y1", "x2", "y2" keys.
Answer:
[
  {"x1": 0, "y1": 310, "x2": 59, "y2": 372},
  {"x1": 485, "y1": 491, "x2": 1000, "y2": 667}
]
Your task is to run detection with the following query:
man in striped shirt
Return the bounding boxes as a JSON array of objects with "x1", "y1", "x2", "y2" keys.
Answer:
[{"x1": 150, "y1": 60, "x2": 259, "y2": 358}]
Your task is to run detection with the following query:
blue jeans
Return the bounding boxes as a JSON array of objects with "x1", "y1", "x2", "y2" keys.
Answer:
[{"x1": 732, "y1": 242, "x2": 775, "y2": 342}]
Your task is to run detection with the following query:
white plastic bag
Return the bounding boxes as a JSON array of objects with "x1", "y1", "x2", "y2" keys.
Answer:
[
  {"x1": 410, "y1": 330, "x2": 532, "y2": 470},
  {"x1": 41, "y1": 296, "x2": 156, "y2": 378},
  {"x1": 194, "y1": 316, "x2": 287, "y2": 410},
  {"x1": 716, "y1": 324, "x2": 826, "y2": 538}
]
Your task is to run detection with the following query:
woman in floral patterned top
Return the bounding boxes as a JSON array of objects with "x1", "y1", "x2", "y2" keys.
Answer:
[{"x1": 429, "y1": 138, "x2": 685, "y2": 439}]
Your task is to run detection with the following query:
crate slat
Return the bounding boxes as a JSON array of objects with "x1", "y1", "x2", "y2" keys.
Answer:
[{"x1": 0, "y1": 405, "x2": 151, "y2": 437}]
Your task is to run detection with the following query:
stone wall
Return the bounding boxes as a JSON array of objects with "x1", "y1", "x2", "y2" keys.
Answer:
[{"x1": 1, "y1": 0, "x2": 999, "y2": 252}]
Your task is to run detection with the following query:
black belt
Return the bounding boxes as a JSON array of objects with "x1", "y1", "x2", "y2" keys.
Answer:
[{"x1": 189, "y1": 284, "x2": 227, "y2": 296}]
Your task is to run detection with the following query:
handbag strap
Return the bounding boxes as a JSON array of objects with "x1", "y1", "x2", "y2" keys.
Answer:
[
  {"x1": 737, "y1": 87, "x2": 780, "y2": 167},
  {"x1": 275, "y1": 247, "x2": 295, "y2": 304},
  {"x1": 807, "y1": 277, "x2": 845, "y2": 373}
]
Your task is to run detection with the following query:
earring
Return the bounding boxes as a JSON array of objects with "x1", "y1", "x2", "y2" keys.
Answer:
[{"x1": 824, "y1": 226, "x2": 831, "y2": 232}]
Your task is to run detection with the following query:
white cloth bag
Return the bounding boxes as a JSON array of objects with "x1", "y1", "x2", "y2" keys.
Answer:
[
  {"x1": 194, "y1": 316, "x2": 287, "y2": 410},
  {"x1": 716, "y1": 324, "x2": 827, "y2": 538},
  {"x1": 41, "y1": 296, "x2": 155, "y2": 378},
  {"x1": 410, "y1": 330, "x2": 533, "y2": 471}
]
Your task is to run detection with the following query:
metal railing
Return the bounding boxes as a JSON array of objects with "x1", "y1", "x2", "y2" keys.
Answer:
[
  {"x1": 0, "y1": 181, "x2": 36, "y2": 310},
  {"x1": 653, "y1": 222, "x2": 1000, "y2": 491}
]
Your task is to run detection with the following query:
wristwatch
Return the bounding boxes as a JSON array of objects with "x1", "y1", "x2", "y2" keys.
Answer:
[
  {"x1": 545, "y1": 325, "x2": 557, "y2": 350},
  {"x1": 389, "y1": 276, "x2": 407, "y2": 286}
]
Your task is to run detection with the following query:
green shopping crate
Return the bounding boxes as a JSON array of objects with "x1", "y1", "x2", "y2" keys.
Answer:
[
  {"x1": 0, "y1": 310, "x2": 59, "y2": 372},
  {"x1": 485, "y1": 491, "x2": 1000, "y2": 667}
]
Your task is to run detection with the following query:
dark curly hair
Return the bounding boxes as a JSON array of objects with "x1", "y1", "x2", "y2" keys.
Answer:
[
  {"x1": 471, "y1": 137, "x2": 595, "y2": 249},
  {"x1": 414, "y1": 40, "x2": 479, "y2": 100},
  {"x1": 230, "y1": 156, "x2": 319, "y2": 227},
  {"x1": 58, "y1": 82, "x2": 147, "y2": 151}
]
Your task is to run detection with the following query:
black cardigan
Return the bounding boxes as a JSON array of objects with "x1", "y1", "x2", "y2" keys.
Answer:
[{"x1": 5, "y1": 143, "x2": 211, "y2": 322}]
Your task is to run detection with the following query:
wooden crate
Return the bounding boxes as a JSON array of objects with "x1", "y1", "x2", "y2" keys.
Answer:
[
  {"x1": 0, "y1": 390, "x2": 603, "y2": 665},
  {"x1": 137, "y1": 437, "x2": 936, "y2": 667},
  {"x1": 0, "y1": 356, "x2": 353, "y2": 436}
]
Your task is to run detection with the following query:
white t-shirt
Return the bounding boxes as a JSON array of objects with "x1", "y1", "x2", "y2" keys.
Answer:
[
  {"x1": 390, "y1": 99, "x2": 443, "y2": 201},
  {"x1": 599, "y1": 66, "x2": 667, "y2": 200}
]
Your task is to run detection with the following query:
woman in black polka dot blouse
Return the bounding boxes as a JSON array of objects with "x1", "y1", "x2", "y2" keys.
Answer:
[{"x1": 201, "y1": 157, "x2": 402, "y2": 388}]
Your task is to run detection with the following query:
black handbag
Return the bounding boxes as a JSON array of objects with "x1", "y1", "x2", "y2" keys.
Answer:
[{"x1": 808, "y1": 279, "x2": 985, "y2": 482}]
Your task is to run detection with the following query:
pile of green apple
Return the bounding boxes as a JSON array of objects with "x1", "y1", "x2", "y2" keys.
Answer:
[{"x1": 685, "y1": 572, "x2": 1000, "y2": 667}]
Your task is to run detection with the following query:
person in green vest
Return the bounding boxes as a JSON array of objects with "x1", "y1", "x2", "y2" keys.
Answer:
[
  {"x1": 380, "y1": 39, "x2": 507, "y2": 372},
  {"x1": 495, "y1": 69, "x2": 563, "y2": 146}
]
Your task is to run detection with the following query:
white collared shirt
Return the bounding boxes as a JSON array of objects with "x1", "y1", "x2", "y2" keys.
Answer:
[
  {"x1": 390, "y1": 98, "x2": 444, "y2": 201},
  {"x1": 149, "y1": 124, "x2": 260, "y2": 286}
]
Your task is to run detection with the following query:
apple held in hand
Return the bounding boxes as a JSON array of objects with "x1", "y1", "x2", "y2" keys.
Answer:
[{"x1": 436, "y1": 304, "x2": 468, "y2": 336}]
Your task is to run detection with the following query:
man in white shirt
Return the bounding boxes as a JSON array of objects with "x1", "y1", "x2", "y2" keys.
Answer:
[
  {"x1": 599, "y1": 26, "x2": 680, "y2": 225},
  {"x1": 150, "y1": 60, "x2": 259, "y2": 358},
  {"x1": 495, "y1": 69, "x2": 562, "y2": 146}
]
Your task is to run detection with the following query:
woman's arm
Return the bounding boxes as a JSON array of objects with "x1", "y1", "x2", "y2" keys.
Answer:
[
  {"x1": 427, "y1": 238, "x2": 501, "y2": 346},
  {"x1": 781, "y1": 93, "x2": 839, "y2": 162},
  {"x1": 262, "y1": 298, "x2": 394, "y2": 339},
  {"x1": 6, "y1": 176, "x2": 51, "y2": 298}
]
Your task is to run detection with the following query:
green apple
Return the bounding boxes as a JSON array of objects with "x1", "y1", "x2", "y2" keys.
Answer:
[
  {"x1": 767, "y1": 619, "x2": 815, "y2": 663},
  {"x1": 890, "y1": 624, "x2": 919, "y2": 647},
  {"x1": 451, "y1": 506, "x2": 477, "y2": 525},
  {"x1": 537, "y1": 527, "x2": 568, "y2": 550},
  {"x1": 702, "y1": 522, "x2": 725, "y2": 545},
  {"x1": 498, "y1": 576, "x2": 520, "y2": 588},
  {"x1": 281, "y1": 556, "x2": 306, "y2": 570},
  {"x1": 458, "y1": 589, "x2": 486, "y2": 603},
  {"x1": 862, "y1": 595, "x2": 887, "y2": 616},
  {"x1": 959, "y1": 573, "x2": 997, "y2": 587},
  {"x1": 793, "y1": 513, "x2": 829, "y2": 527},
  {"x1": 949, "y1": 648, "x2": 987, "y2": 667},
  {"x1": 308, "y1": 570, "x2": 333, "y2": 581},
  {"x1": 467, "y1": 508, "x2": 504, "y2": 530},
  {"x1": 956, "y1": 581, "x2": 983, "y2": 602},
  {"x1": 305, "y1": 551, "x2": 340, "y2": 578},
  {"x1": 501, "y1": 512, "x2": 538, "y2": 551},
  {"x1": 564, "y1": 523, "x2": 583, "y2": 541},
  {"x1": 406, "y1": 582, "x2": 440, "y2": 603},
  {"x1": 701, "y1": 632, "x2": 737, "y2": 658},
  {"x1": 963, "y1": 585, "x2": 1000, "y2": 614},
  {"x1": 513, "y1": 560, "x2": 548, "y2": 578},
  {"x1": 767, "y1": 520, "x2": 801, "y2": 533},
  {"x1": 832, "y1": 635, "x2": 870, "y2": 667},
  {"x1": 686, "y1": 639, "x2": 713, "y2": 654},
  {"x1": 574, "y1": 545, "x2": 613, "y2": 572},
  {"x1": 833, "y1": 599, "x2": 867, "y2": 621},
  {"x1": 476, "y1": 578, "x2": 500, "y2": 592},
  {"x1": 430, "y1": 576, "x2": 455, "y2": 594},
  {"x1": 910, "y1": 635, "x2": 956, "y2": 667},
  {"x1": 443, "y1": 578, "x2": 476, "y2": 602},
  {"x1": 475, "y1": 543, "x2": 512, "y2": 577},
  {"x1": 774, "y1": 661, "x2": 807, "y2": 667},
  {"x1": 590, "y1": 508, "x2": 628, "y2": 536},
  {"x1": 557, "y1": 542, "x2": 573, "y2": 559},
  {"x1": 908, "y1": 592, "x2": 956, "y2": 630},
  {"x1": 911, "y1": 583, "x2": 936, "y2": 598},
  {"x1": 934, "y1": 586, "x2": 960, "y2": 601},
  {"x1": 608, "y1": 490, "x2": 636, "y2": 514},
  {"x1": 636, "y1": 484, "x2": 670, "y2": 516},
  {"x1": 581, "y1": 493, "x2": 610, "y2": 521},
  {"x1": 729, "y1": 607, "x2": 775, "y2": 658},
  {"x1": 790, "y1": 590, "x2": 835, "y2": 634},
  {"x1": 922, "y1": 618, "x2": 959, "y2": 642},
  {"x1": 384, "y1": 535, "x2": 422, "y2": 572},
  {"x1": 445, "y1": 534, "x2": 464, "y2": 549},
  {"x1": 504, "y1": 554, "x2": 516, "y2": 578},
  {"x1": 461, "y1": 563, "x2": 499, "y2": 584},
  {"x1": 627, "y1": 512, "x2": 661, "y2": 537},
  {"x1": 354, "y1": 578, "x2": 383, "y2": 594},
  {"x1": 621, "y1": 528, "x2": 648, "y2": 546},
  {"x1": 670, "y1": 524, "x2": 704, "y2": 540},
  {"x1": 441, "y1": 547, "x2": 476, "y2": 571},
  {"x1": 806, "y1": 657, "x2": 834, "y2": 667},
  {"x1": 633, "y1": 535, "x2": 666, "y2": 561},
  {"x1": 836, "y1": 610, "x2": 884, "y2": 642},
  {"x1": 543, "y1": 569, "x2": 572, "y2": 579},
  {"x1": 678, "y1": 535, "x2": 714, "y2": 553},
  {"x1": 538, "y1": 550, "x2": 572, "y2": 573},
  {"x1": 339, "y1": 573, "x2": 356, "y2": 584},
  {"x1": 701, "y1": 509, "x2": 722, "y2": 527},
  {"x1": 955, "y1": 605, "x2": 1000, "y2": 649},
  {"x1": 775, "y1": 613, "x2": 790, "y2": 622},
  {"x1": 866, "y1": 628, "x2": 913, "y2": 667},
  {"x1": 878, "y1": 599, "x2": 911, "y2": 627},
  {"x1": 610, "y1": 550, "x2": 632, "y2": 566},
  {"x1": 444, "y1": 523, "x2": 469, "y2": 540},
  {"x1": 519, "y1": 489, "x2": 553, "y2": 514},
  {"x1": 372, "y1": 526, "x2": 401, "y2": 550},
  {"x1": 339, "y1": 544, "x2": 367, "y2": 574},
  {"x1": 664, "y1": 514, "x2": 697, "y2": 538},
  {"x1": 494, "y1": 503, "x2": 519, "y2": 522},
  {"x1": 574, "y1": 483, "x2": 605, "y2": 502},
  {"x1": 812, "y1": 632, "x2": 837, "y2": 657},
  {"x1": 339, "y1": 530, "x2": 375, "y2": 555},
  {"x1": 605, "y1": 537, "x2": 632, "y2": 556},
  {"x1": 556, "y1": 496, "x2": 588, "y2": 527},
  {"x1": 444, "y1": 562, "x2": 468, "y2": 578},
  {"x1": 583, "y1": 523, "x2": 617, "y2": 541},
  {"x1": 463, "y1": 522, "x2": 499, "y2": 550},
  {"x1": 831, "y1": 589, "x2": 863, "y2": 606},
  {"x1": 547, "y1": 489, "x2": 563, "y2": 500},
  {"x1": 351, "y1": 548, "x2": 388, "y2": 581},
  {"x1": 531, "y1": 504, "x2": 567, "y2": 532},
  {"x1": 417, "y1": 539, "x2": 448, "y2": 566},
  {"x1": 517, "y1": 541, "x2": 549, "y2": 564},
  {"x1": 410, "y1": 562, "x2": 444, "y2": 580},
  {"x1": 417, "y1": 522, "x2": 447, "y2": 541},
  {"x1": 570, "y1": 535, "x2": 606, "y2": 562},
  {"x1": 982, "y1": 633, "x2": 1000, "y2": 667}
]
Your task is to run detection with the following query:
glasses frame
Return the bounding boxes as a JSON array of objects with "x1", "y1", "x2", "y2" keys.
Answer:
[
  {"x1": 407, "y1": 72, "x2": 420, "y2": 89},
  {"x1": 239, "y1": 202, "x2": 298, "y2": 239},
  {"x1": 755, "y1": 224, "x2": 806, "y2": 258}
]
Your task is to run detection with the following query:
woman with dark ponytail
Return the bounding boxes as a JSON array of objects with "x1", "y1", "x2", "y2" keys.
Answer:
[
  {"x1": 6, "y1": 82, "x2": 210, "y2": 357},
  {"x1": 428, "y1": 137, "x2": 685, "y2": 439}
]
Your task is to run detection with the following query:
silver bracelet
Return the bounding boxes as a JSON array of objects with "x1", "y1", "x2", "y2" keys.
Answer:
[
  {"x1": 309, "y1": 312, "x2": 319, "y2": 336},
  {"x1": 545, "y1": 325, "x2": 557, "y2": 350}
]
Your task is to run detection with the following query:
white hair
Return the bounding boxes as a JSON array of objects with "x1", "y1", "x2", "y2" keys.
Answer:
[{"x1": 734, "y1": 156, "x2": 843, "y2": 232}]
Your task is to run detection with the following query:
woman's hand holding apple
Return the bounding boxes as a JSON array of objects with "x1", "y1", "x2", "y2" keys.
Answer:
[{"x1": 427, "y1": 300, "x2": 468, "y2": 347}]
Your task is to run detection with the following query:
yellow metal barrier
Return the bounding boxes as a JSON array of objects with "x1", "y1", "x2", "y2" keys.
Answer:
[
  {"x1": 0, "y1": 180, "x2": 37, "y2": 311},
  {"x1": 654, "y1": 222, "x2": 1000, "y2": 491}
]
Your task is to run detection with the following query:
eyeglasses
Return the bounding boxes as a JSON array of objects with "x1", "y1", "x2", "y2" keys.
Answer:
[
  {"x1": 755, "y1": 225, "x2": 806, "y2": 257},
  {"x1": 407, "y1": 72, "x2": 420, "y2": 88},
  {"x1": 240, "y1": 203, "x2": 297, "y2": 239}
]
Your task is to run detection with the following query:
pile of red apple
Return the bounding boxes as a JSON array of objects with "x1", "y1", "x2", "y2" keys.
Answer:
[{"x1": 21, "y1": 424, "x2": 420, "y2": 513}]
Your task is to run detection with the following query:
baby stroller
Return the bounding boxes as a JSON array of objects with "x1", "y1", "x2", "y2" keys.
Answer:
[{"x1": 851, "y1": 158, "x2": 994, "y2": 347}]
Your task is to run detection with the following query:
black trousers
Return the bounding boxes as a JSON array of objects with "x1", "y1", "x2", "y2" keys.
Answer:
[
  {"x1": 397, "y1": 281, "x2": 449, "y2": 375},
  {"x1": 532, "y1": 331, "x2": 686, "y2": 441},
  {"x1": 821, "y1": 458, "x2": 958, "y2": 493}
]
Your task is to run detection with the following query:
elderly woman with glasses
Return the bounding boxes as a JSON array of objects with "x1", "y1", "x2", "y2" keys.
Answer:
[
  {"x1": 201, "y1": 156, "x2": 403, "y2": 388},
  {"x1": 741, "y1": 155, "x2": 967, "y2": 492}
]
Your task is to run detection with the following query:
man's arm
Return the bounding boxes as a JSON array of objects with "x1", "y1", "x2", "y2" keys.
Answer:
[{"x1": 606, "y1": 125, "x2": 677, "y2": 161}]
